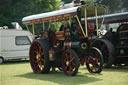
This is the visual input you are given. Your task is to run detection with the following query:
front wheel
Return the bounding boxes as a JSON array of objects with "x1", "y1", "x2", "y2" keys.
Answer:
[
  {"x1": 62, "y1": 49, "x2": 80, "y2": 76},
  {"x1": 90, "y1": 39, "x2": 115, "y2": 68},
  {"x1": 86, "y1": 47, "x2": 104, "y2": 73}
]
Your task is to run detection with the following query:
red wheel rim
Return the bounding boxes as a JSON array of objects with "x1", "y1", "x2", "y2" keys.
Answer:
[
  {"x1": 87, "y1": 50, "x2": 100, "y2": 73},
  {"x1": 93, "y1": 41, "x2": 109, "y2": 64},
  {"x1": 29, "y1": 41, "x2": 45, "y2": 73},
  {"x1": 62, "y1": 51, "x2": 76, "y2": 76}
]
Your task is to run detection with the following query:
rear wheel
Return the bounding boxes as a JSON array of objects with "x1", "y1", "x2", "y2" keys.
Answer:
[
  {"x1": 90, "y1": 39, "x2": 115, "y2": 68},
  {"x1": 86, "y1": 47, "x2": 103, "y2": 73},
  {"x1": 62, "y1": 49, "x2": 80, "y2": 76},
  {"x1": 29, "y1": 39, "x2": 50, "y2": 73}
]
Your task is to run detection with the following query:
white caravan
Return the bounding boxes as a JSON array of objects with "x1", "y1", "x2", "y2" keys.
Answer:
[{"x1": 0, "y1": 29, "x2": 33, "y2": 63}]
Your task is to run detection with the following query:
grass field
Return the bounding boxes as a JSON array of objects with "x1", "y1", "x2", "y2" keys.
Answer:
[{"x1": 0, "y1": 61, "x2": 128, "y2": 85}]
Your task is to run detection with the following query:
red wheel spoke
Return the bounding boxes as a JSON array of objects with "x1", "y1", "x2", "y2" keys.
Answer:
[
  {"x1": 34, "y1": 51, "x2": 38, "y2": 54},
  {"x1": 40, "y1": 52, "x2": 44, "y2": 56},
  {"x1": 69, "y1": 53, "x2": 72, "y2": 59},
  {"x1": 41, "y1": 58, "x2": 45, "y2": 64},
  {"x1": 95, "y1": 52, "x2": 100, "y2": 60},
  {"x1": 65, "y1": 53, "x2": 69, "y2": 59},
  {"x1": 39, "y1": 62, "x2": 43, "y2": 67},
  {"x1": 71, "y1": 62, "x2": 76, "y2": 66},
  {"x1": 64, "y1": 57, "x2": 68, "y2": 63},
  {"x1": 69, "y1": 57, "x2": 75, "y2": 66},
  {"x1": 88, "y1": 57, "x2": 94, "y2": 64},
  {"x1": 35, "y1": 59, "x2": 40, "y2": 63},
  {"x1": 38, "y1": 46, "x2": 42, "y2": 54},
  {"x1": 90, "y1": 65, "x2": 94, "y2": 72},
  {"x1": 69, "y1": 57, "x2": 75, "y2": 63},
  {"x1": 69, "y1": 66, "x2": 73, "y2": 72},
  {"x1": 64, "y1": 66, "x2": 67, "y2": 70},
  {"x1": 90, "y1": 64, "x2": 95, "y2": 72},
  {"x1": 37, "y1": 43, "x2": 40, "y2": 48},
  {"x1": 35, "y1": 45, "x2": 39, "y2": 52},
  {"x1": 64, "y1": 53, "x2": 69, "y2": 62},
  {"x1": 93, "y1": 64, "x2": 97, "y2": 72},
  {"x1": 95, "y1": 58, "x2": 99, "y2": 64}
]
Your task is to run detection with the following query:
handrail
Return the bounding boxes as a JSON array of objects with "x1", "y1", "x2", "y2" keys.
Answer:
[
  {"x1": 95, "y1": 7, "x2": 98, "y2": 36},
  {"x1": 99, "y1": 14, "x2": 105, "y2": 30}
]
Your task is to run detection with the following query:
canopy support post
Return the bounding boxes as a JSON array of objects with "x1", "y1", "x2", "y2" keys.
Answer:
[
  {"x1": 99, "y1": 15, "x2": 105, "y2": 30},
  {"x1": 95, "y1": 7, "x2": 99, "y2": 36},
  {"x1": 43, "y1": 22, "x2": 45, "y2": 32},
  {"x1": 25, "y1": 24, "x2": 31, "y2": 33},
  {"x1": 63, "y1": 18, "x2": 66, "y2": 27},
  {"x1": 32, "y1": 24, "x2": 35, "y2": 35},
  {"x1": 84, "y1": 7, "x2": 88, "y2": 37},
  {"x1": 69, "y1": 16, "x2": 72, "y2": 27},
  {"x1": 76, "y1": 15, "x2": 86, "y2": 37},
  {"x1": 48, "y1": 21, "x2": 51, "y2": 31},
  {"x1": 55, "y1": 20, "x2": 57, "y2": 30}
]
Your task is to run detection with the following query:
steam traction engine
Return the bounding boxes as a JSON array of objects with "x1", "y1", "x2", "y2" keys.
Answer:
[
  {"x1": 90, "y1": 12, "x2": 128, "y2": 67},
  {"x1": 22, "y1": 4, "x2": 107, "y2": 76}
]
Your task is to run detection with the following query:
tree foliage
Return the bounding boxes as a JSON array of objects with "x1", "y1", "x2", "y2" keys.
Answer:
[
  {"x1": 0, "y1": 0, "x2": 128, "y2": 28},
  {"x1": 62, "y1": 0, "x2": 128, "y2": 13},
  {"x1": 61, "y1": 0, "x2": 72, "y2": 3},
  {"x1": 96, "y1": 0, "x2": 128, "y2": 13},
  {"x1": 0, "y1": 0, "x2": 61, "y2": 27}
]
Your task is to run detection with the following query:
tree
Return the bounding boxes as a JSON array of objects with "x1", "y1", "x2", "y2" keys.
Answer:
[
  {"x1": 96, "y1": 0, "x2": 128, "y2": 13},
  {"x1": 61, "y1": 0, "x2": 72, "y2": 3},
  {"x1": 0, "y1": 0, "x2": 61, "y2": 27},
  {"x1": 121, "y1": 0, "x2": 128, "y2": 11}
]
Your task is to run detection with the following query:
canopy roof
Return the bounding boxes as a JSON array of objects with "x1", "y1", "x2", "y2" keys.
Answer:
[
  {"x1": 22, "y1": 7, "x2": 78, "y2": 24},
  {"x1": 22, "y1": 4, "x2": 107, "y2": 25},
  {"x1": 87, "y1": 12, "x2": 128, "y2": 24}
]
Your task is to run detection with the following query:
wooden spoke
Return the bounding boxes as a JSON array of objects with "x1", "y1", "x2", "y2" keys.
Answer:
[
  {"x1": 62, "y1": 49, "x2": 79, "y2": 76},
  {"x1": 69, "y1": 57, "x2": 75, "y2": 65},
  {"x1": 86, "y1": 47, "x2": 103, "y2": 73},
  {"x1": 65, "y1": 53, "x2": 69, "y2": 59},
  {"x1": 69, "y1": 65, "x2": 73, "y2": 72},
  {"x1": 64, "y1": 66, "x2": 67, "y2": 70},
  {"x1": 40, "y1": 52, "x2": 45, "y2": 56},
  {"x1": 35, "y1": 59, "x2": 40, "y2": 63},
  {"x1": 69, "y1": 53, "x2": 72, "y2": 59}
]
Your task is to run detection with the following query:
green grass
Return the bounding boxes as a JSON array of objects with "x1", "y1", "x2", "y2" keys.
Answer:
[{"x1": 0, "y1": 61, "x2": 128, "y2": 85}]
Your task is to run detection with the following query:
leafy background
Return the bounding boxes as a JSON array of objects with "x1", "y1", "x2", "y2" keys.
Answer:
[{"x1": 0, "y1": 0, "x2": 128, "y2": 29}]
